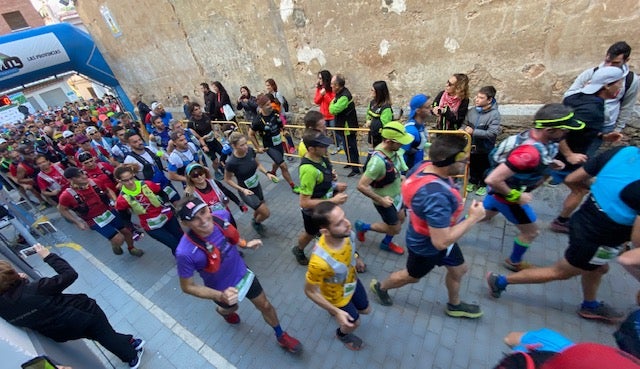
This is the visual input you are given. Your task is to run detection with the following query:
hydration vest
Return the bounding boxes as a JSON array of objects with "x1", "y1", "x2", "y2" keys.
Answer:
[
  {"x1": 64, "y1": 180, "x2": 110, "y2": 216},
  {"x1": 311, "y1": 232, "x2": 357, "y2": 285},
  {"x1": 370, "y1": 151, "x2": 397, "y2": 189},
  {"x1": 401, "y1": 161, "x2": 463, "y2": 236},
  {"x1": 300, "y1": 156, "x2": 334, "y2": 199},
  {"x1": 37, "y1": 164, "x2": 68, "y2": 191},
  {"x1": 191, "y1": 179, "x2": 229, "y2": 212},
  {"x1": 120, "y1": 181, "x2": 163, "y2": 215}
]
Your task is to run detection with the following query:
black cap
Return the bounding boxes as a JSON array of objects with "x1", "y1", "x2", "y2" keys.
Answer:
[
  {"x1": 178, "y1": 198, "x2": 208, "y2": 221},
  {"x1": 303, "y1": 133, "x2": 333, "y2": 148},
  {"x1": 63, "y1": 166, "x2": 84, "y2": 179},
  {"x1": 78, "y1": 151, "x2": 92, "y2": 162}
]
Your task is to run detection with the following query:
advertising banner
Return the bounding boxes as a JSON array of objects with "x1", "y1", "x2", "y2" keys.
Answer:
[{"x1": 0, "y1": 33, "x2": 70, "y2": 83}]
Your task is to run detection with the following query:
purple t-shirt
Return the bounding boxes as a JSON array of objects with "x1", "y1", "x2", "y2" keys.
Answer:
[{"x1": 175, "y1": 210, "x2": 247, "y2": 292}]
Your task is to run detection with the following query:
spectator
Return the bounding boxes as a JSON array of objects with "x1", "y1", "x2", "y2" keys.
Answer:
[{"x1": 431, "y1": 73, "x2": 470, "y2": 130}]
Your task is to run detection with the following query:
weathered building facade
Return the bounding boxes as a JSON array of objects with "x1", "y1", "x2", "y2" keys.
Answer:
[{"x1": 75, "y1": 0, "x2": 639, "y2": 124}]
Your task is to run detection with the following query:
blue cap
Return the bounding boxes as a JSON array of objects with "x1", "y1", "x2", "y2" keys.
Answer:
[{"x1": 409, "y1": 94, "x2": 429, "y2": 120}]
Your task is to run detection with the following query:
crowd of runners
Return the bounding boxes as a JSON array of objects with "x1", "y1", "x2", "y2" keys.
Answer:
[{"x1": 1, "y1": 41, "x2": 640, "y2": 368}]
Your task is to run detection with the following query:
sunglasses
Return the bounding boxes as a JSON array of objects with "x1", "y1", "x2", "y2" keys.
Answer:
[{"x1": 190, "y1": 171, "x2": 206, "y2": 179}]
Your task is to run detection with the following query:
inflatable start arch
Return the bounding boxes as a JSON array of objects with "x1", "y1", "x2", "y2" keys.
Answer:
[{"x1": 0, "y1": 23, "x2": 134, "y2": 113}]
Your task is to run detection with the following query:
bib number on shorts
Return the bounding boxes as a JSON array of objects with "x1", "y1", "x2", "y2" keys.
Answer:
[
  {"x1": 588, "y1": 245, "x2": 621, "y2": 266},
  {"x1": 93, "y1": 210, "x2": 116, "y2": 228}
]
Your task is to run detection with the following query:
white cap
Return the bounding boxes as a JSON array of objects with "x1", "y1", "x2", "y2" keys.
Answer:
[
  {"x1": 580, "y1": 66, "x2": 627, "y2": 94},
  {"x1": 62, "y1": 130, "x2": 74, "y2": 138}
]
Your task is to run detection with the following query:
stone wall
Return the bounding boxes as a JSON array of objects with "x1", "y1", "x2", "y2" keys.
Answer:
[{"x1": 76, "y1": 0, "x2": 639, "y2": 127}]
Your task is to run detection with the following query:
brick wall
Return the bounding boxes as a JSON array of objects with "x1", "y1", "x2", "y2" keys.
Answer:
[{"x1": 0, "y1": 0, "x2": 44, "y2": 35}]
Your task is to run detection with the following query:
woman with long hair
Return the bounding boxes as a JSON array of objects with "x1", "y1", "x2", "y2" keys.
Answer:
[
  {"x1": 431, "y1": 73, "x2": 470, "y2": 130},
  {"x1": 314, "y1": 70, "x2": 341, "y2": 154},
  {"x1": 184, "y1": 162, "x2": 247, "y2": 227},
  {"x1": 366, "y1": 80, "x2": 393, "y2": 148},
  {"x1": 211, "y1": 81, "x2": 235, "y2": 122},
  {"x1": 224, "y1": 131, "x2": 279, "y2": 236},
  {"x1": 236, "y1": 86, "x2": 258, "y2": 122}
]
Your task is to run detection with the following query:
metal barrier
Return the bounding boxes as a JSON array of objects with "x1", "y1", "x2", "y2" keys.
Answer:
[{"x1": 180, "y1": 119, "x2": 471, "y2": 196}]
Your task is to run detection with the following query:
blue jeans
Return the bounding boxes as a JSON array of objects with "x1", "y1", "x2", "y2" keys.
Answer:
[{"x1": 146, "y1": 216, "x2": 183, "y2": 254}]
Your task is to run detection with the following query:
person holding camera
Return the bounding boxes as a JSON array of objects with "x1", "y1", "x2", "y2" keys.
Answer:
[{"x1": 0, "y1": 244, "x2": 145, "y2": 368}]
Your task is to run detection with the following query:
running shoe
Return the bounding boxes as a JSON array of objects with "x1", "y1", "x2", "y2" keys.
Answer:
[
  {"x1": 112, "y1": 244, "x2": 124, "y2": 255},
  {"x1": 369, "y1": 279, "x2": 393, "y2": 306},
  {"x1": 380, "y1": 241, "x2": 404, "y2": 255},
  {"x1": 445, "y1": 301, "x2": 483, "y2": 318},
  {"x1": 128, "y1": 247, "x2": 144, "y2": 257},
  {"x1": 128, "y1": 346, "x2": 144, "y2": 369},
  {"x1": 130, "y1": 338, "x2": 146, "y2": 351},
  {"x1": 577, "y1": 302, "x2": 624, "y2": 323},
  {"x1": 475, "y1": 186, "x2": 487, "y2": 196},
  {"x1": 291, "y1": 246, "x2": 309, "y2": 266},
  {"x1": 277, "y1": 332, "x2": 302, "y2": 353},
  {"x1": 354, "y1": 220, "x2": 366, "y2": 242},
  {"x1": 337, "y1": 332, "x2": 363, "y2": 351},
  {"x1": 252, "y1": 219, "x2": 266, "y2": 236},
  {"x1": 486, "y1": 272, "x2": 505, "y2": 298},
  {"x1": 466, "y1": 184, "x2": 477, "y2": 193},
  {"x1": 503, "y1": 258, "x2": 534, "y2": 272}
]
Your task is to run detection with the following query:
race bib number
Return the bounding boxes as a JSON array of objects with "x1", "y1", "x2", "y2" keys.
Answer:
[
  {"x1": 235, "y1": 269, "x2": 255, "y2": 302},
  {"x1": 343, "y1": 281, "x2": 356, "y2": 298},
  {"x1": 393, "y1": 194, "x2": 403, "y2": 211},
  {"x1": 163, "y1": 186, "x2": 178, "y2": 200},
  {"x1": 209, "y1": 202, "x2": 226, "y2": 211},
  {"x1": 588, "y1": 246, "x2": 621, "y2": 266},
  {"x1": 244, "y1": 172, "x2": 260, "y2": 188},
  {"x1": 93, "y1": 210, "x2": 116, "y2": 228},
  {"x1": 272, "y1": 134, "x2": 282, "y2": 146},
  {"x1": 146, "y1": 213, "x2": 169, "y2": 230}
]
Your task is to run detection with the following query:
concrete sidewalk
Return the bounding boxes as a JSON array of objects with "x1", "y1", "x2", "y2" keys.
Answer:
[{"x1": 33, "y1": 156, "x2": 638, "y2": 369}]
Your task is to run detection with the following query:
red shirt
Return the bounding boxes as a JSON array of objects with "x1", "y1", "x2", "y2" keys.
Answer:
[
  {"x1": 9, "y1": 163, "x2": 17, "y2": 177},
  {"x1": 59, "y1": 183, "x2": 111, "y2": 225},
  {"x1": 62, "y1": 143, "x2": 77, "y2": 158},
  {"x1": 115, "y1": 180, "x2": 172, "y2": 231},
  {"x1": 84, "y1": 162, "x2": 117, "y2": 193},
  {"x1": 37, "y1": 163, "x2": 70, "y2": 193},
  {"x1": 193, "y1": 180, "x2": 227, "y2": 212}
]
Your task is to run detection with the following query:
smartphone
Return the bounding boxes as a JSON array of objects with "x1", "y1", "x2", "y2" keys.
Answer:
[
  {"x1": 20, "y1": 246, "x2": 37, "y2": 258},
  {"x1": 21, "y1": 355, "x2": 57, "y2": 369}
]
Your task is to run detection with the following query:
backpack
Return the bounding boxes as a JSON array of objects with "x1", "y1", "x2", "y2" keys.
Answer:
[
  {"x1": 65, "y1": 180, "x2": 111, "y2": 216},
  {"x1": 137, "y1": 102, "x2": 151, "y2": 122},
  {"x1": 126, "y1": 148, "x2": 164, "y2": 180},
  {"x1": 184, "y1": 215, "x2": 242, "y2": 273}
]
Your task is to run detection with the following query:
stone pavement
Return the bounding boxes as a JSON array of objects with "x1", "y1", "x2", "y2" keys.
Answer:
[{"x1": 29, "y1": 155, "x2": 638, "y2": 369}]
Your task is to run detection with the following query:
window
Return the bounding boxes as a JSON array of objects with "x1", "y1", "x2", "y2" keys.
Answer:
[{"x1": 2, "y1": 11, "x2": 29, "y2": 31}]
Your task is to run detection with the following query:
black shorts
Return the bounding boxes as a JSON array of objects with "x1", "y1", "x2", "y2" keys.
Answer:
[
  {"x1": 338, "y1": 279, "x2": 369, "y2": 322},
  {"x1": 302, "y1": 209, "x2": 320, "y2": 236},
  {"x1": 239, "y1": 184, "x2": 264, "y2": 210},
  {"x1": 214, "y1": 275, "x2": 263, "y2": 309},
  {"x1": 406, "y1": 244, "x2": 465, "y2": 279},
  {"x1": 266, "y1": 145, "x2": 285, "y2": 165},
  {"x1": 374, "y1": 204, "x2": 404, "y2": 226},
  {"x1": 564, "y1": 199, "x2": 631, "y2": 271}
]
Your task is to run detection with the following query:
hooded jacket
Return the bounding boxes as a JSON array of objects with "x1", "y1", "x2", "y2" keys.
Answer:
[
  {"x1": 462, "y1": 102, "x2": 501, "y2": 153},
  {"x1": 0, "y1": 254, "x2": 98, "y2": 342}
]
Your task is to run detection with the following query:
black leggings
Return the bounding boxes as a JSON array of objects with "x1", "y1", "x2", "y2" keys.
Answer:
[{"x1": 83, "y1": 305, "x2": 137, "y2": 363}]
